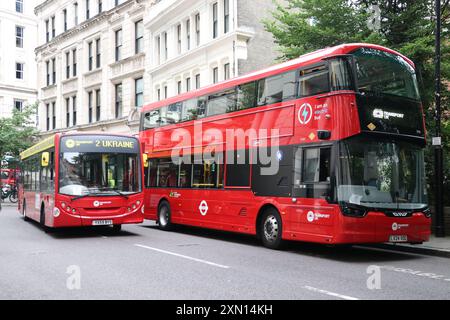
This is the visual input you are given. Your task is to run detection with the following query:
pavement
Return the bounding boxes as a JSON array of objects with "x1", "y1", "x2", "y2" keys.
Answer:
[{"x1": 0, "y1": 205, "x2": 449, "y2": 300}]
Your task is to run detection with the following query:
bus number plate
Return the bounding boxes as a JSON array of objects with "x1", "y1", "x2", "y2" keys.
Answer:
[
  {"x1": 389, "y1": 235, "x2": 408, "y2": 243},
  {"x1": 93, "y1": 220, "x2": 113, "y2": 226}
]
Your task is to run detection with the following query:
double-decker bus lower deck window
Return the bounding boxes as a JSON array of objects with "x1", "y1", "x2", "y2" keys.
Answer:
[
  {"x1": 193, "y1": 153, "x2": 224, "y2": 188},
  {"x1": 156, "y1": 159, "x2": 179, "y2": 187},
  {"x1": 298, "y1": 66, "x2": 329, "y2": 98}
]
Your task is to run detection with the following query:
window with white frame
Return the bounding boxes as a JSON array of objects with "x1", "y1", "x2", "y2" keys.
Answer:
[
  {"x1": 16, "y1": 63, "x2": 24, "y2": 80},
  {"x1": 16, "y1": 0, "x2": 23, "y2": 13},
  {"x1": 16, "y1": 26, "x2": 24, "y2": 48}
]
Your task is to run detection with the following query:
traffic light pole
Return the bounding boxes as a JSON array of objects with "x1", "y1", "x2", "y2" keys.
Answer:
[{"x1": 434, "y1": 0, "x2": 445, "y2": 237}]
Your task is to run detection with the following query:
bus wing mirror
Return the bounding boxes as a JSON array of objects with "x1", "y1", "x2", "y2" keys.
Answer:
[
  {"x1": 143, "y1": 154, "x2": 149, "y2": 168},
  {"x1": 41, "y1": 152, "x2": 50, "y2": 167}
]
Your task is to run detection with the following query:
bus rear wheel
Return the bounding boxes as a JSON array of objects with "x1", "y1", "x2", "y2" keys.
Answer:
[
  {"x1": 158, "y1": 201, "x2": 173, "y2": 231},
  {"x1": 22, "y1": 201, "x2": 29, "y2": 221},
  {"x1": 260, "y1": 208, "x2": 283, "y2": 250}
]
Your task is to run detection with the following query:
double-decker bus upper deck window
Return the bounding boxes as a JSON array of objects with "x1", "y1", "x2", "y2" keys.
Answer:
[
  {"x1": 257, "y1": 70, "x2": 297, "y2": 106},
  {"x1": 236, "y1": 81, "x2": 257, "y2": 111},
  {"x1": 181, "y1": 98, "x2": 198, "y2": 122},
  {"x1": 330, "y1": 58, "x2": 353, "y2": 91},
  {"x1": 166, "y1": 102, "x2": 183, "y2": 124},
  {"x1": 353, "y1": 48, "x2": 420, "y2": 100},
  {"x1": 207, "y1": 88, "x2": 237, "y2": 116},
  {"x1": 298, "y1": 65, "x2": 329, "y2": 97},
  {"x1": 143, "y1": 110, "x2": 161, "y2": 130}
]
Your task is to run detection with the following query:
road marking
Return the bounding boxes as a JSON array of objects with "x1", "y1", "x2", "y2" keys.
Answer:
[
  {"x1": 302, "y1": 286, "x2": 359, "y2": 300},
  {"x1": 134, "y1": 244, "x2": 230, "y2": 269}
]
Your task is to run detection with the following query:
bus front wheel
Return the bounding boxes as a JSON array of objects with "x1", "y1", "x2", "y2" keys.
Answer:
[
  {"x1": 260, "y1": 208, "x2": 283, "y2": 250},
  {"x1": 158, "y1": 201, "x2": 173, "y2": 231},
  {"x1": 22, "y1": 201, "x2": 29, "y2": 221}
]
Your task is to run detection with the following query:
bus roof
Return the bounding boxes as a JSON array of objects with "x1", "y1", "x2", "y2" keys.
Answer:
[{"x1": 141, "y1": 43, "x2": 415, "y2": 114}]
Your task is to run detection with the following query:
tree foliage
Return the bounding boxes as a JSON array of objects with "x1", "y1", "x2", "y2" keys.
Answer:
[
  {"x1": 264, "y1": 0, "x2": 450, "y2": 204},
  {"x1": 0, "y1": 104, "x2": 39, "y2": 168}
]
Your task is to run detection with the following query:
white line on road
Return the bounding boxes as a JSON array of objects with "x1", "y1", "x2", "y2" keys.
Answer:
[
  {"x1": 134, "y1": 244, "x2": 230, "y2": 269},
  {"x1": 302, "y1": 286, "x2": 360, "y2": 300}
]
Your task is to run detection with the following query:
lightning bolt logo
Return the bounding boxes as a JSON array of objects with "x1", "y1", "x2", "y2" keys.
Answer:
[{"x1": 298, "y1": 104, "x2": 313, "y2": 125}]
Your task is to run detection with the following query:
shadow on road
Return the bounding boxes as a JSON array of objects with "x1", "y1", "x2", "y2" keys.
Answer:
[
  {"x1": 142, "y1": 224, "x2": 421, "y2": 263},
  {"x1": 24, "y1": 218, "x2": 141, "y2": 239}
]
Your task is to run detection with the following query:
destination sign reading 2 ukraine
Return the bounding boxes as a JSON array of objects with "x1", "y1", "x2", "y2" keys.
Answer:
[{"x1": 60, "y1": 135, "x2": 139, "y2": 153}]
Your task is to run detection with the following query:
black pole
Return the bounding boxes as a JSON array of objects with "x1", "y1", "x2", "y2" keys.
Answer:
[{"x1": 434, "y1": 0, "x2": 445, "y2": 237}]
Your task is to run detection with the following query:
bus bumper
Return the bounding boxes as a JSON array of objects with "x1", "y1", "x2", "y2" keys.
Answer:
[
  {"x1": 49, "y1": 210, "x2": 144, "y2": 228},
  {"x1": 334, "y1": 212, "x2": 431, "y2": 244}
]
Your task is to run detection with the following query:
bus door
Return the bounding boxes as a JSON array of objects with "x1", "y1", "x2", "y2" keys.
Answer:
[
  {"x1": 189, "y1": 153, "x2": 225, "y2": 227},
  {"x1": 292, "y1": 145, "x2": 336, "y2": 235}
]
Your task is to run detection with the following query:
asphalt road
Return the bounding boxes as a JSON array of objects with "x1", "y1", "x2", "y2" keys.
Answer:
[{"x1": 0, "y1": 205, "x2": 449, "y2": 300}]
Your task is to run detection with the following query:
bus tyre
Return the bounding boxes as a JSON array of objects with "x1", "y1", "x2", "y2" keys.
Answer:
[
  {"x1": 23, "y1": 201, "x2": 29, "y2": 222},
  {"x1": 158, "y1": 201, "x2": 173, "y2": 231},
  {"x1": 112, "y1": 225, "x2": 122, "y2": 233},
  {"x1": 40, "y1": 206, "x2": 51, "y2": 233},
  {"x1": 260, "y1": 208, "x2": 283, "y2": 250}
]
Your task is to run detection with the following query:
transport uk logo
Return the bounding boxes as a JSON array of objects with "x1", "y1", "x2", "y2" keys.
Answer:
[
  {"x1": 93, "y1": 201, "x2": 112, "y2": 207},
  {"x1": 392, "y1": 223, "x2": 409, "y2": 231},
  {"x1": 199, "y1": 201, "x2": 209, "y2": 216},
  {"x1": 307, "y1": 211, "x2": 331, "y2": 223},
  {"x1": 298, "y1": 103, "x2": 313, "y2": 125}
]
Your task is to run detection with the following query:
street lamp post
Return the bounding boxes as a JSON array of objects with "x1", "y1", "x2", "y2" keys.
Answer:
[{"x1": 434, "y1": 0, "x2": 445, "y2": 237}]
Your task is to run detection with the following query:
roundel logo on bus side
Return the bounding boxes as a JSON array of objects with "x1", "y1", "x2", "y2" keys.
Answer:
[
  {"x1": 93, "y1": 201, "x2": 100, "y2": 208},
  {"x1": 298, "y1": 103, "x2": 313, "y2": 125},
  {"x1": 199, "y1": 200, "x2": 209, "y2": 216},
  {"x1": 65, "y1": 139, "x2": 76, "y2": 149}
]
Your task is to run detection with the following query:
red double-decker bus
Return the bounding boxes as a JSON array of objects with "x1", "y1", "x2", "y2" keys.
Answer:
[
  {"x1": 139, "y1": 43, "x2": 431, "y2": 249},
  {"x1": 18, "y1": 133, "x2": 144, "y2": 232}
]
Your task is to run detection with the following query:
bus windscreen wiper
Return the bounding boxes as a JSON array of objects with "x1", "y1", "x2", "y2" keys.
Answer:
[
  {"x1": 98, "y1": 188, "x2": 129, "y2": 199},
  {"x1": 71, "y1": 191, "x2": 99, "y2": 202}
]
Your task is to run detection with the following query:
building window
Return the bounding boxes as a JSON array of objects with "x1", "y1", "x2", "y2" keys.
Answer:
[
  {"x1": 51, "y1": 16, "x2": 55, "y2": 38},
  {"x1": 66, "y1": 52, "x2": 70, "y2": 79},
  {"x1": 74, "y1": 2, "x2": 79, "y2": 26},
  {"x1": 72, "y1": 49, "x2": 77, "y2": 77},
  {"x1": 96, "y1": 89, "x2": 101, "y2": 121},
  {"x1": 177, "y1": 81, "x2": 182, "y2": 94},
  {"x1": 224, "y1": 63, "x2": 230, "y2": 80},
  {"x1": 63, "y1": 9, "x2": 68, "y2": 32},
  {"x1": 156, "y1": 35, "x2": 161, "y2": 64},
  {"x1": 195, "y1": 13, "x2": 201, "y2": 46},
  {"x1": 45, "y1": 20, "x2": 49, "y2": 42},
  {"x1": 46, "y1": 61, "x2": 50, "y2": 85},
  {"x1": 88, "y1": 41, "x2": 93, "y2": 71},
  {"x1": 14, "y1": 100, "x2": 24, "y2": 112},
  {"x1": 164, "y1": 85, "x2": 168, "y2": 99},
  {"x1": 176, "y1": 24, "x2": 182, "y2": 54},
  {"x1": 115, "y1": 29, "x2": 122, "y2": 62},
  {"x1": 224, "y1": 0, "x2": 230, "y2": 34},
  {"x1": 51, "y1": 58, "x2": 56, "y2": 84},
  {"x1": 16, "y1": 0, "x2": 23, "y2": 13},
  {"x1": 66, "y1": 98, "x2": 70, "y2": 127},
  {"x1": 115, "y1": 83, "x2": 123, "y2": 118},
  {"x1": 96, "y1": 38, "x2": 101, "y2": 68},
  {"x1": 86, "y1": 0, "x2": 90, "y2": 20},
  {"x1": 72, "y1": 96, "x2": 77, "y2": 126},
  {"x1": 98, "y1": 0, "x2": 103, "y2": 14},
  {"x1": 212, "y1": 3, "x2": 218, "y2": 39},
  {"x1": 157, "y1": 88, "x2": 161, "y2": 101},
  {"x1": 46, "y1": 104, "x2": 50, "y2": 131},
  {"x1": 135, "y1": 20, "x2": 144, "y2": 54},
  {"x1": 163, "y1": 32, "x2": 168, "y2": 61},
  {"x1": 186, "y1": 19, "x2": 191, "y2": 51},
  {"x1": 52, "y1": 102, "x2": 56, "y2": 130},
  {"x1": 186, "y1": 77, "x2": 191, "y2": 92},
  {"x1": 88, "y1": 91, "x2": 93, "y2": 123},
  {"x1": 16, "y1": 63, "x2": 24, "y2": 79},
  {"x1": 135, "y1": 78, "x2": 144, "y2": 109},
  {"x1": 196, "y1": 74, "x2": 200, "y2": 89},
  {"x1": 16, "y1": 26, "x2": 24, "y2": 48},
  {"x1": 213, "y1": 67, "x2": 218, "y2": 84}
]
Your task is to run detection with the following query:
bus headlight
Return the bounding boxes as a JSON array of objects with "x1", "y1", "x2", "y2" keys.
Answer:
[
  {"x1": 53, "y1": 208, "x2": 61, "y2": 218},
  {"x1": 136, "y1": 201, "x2": 141, "y2": 206}
]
